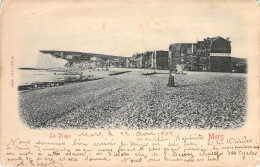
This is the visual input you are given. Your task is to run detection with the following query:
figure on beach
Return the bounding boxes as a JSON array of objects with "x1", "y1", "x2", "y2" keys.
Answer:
[
  {"x1": 167, "y1": 67, "x2": 176, "y2": 87},
  {"x1": 176, "y1": 64, "x2": 183, "y2": 75}
]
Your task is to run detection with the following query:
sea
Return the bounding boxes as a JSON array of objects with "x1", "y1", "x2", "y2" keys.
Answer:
[{"x1": 18, "y1": 68, "x2": 110, "y2": 85}]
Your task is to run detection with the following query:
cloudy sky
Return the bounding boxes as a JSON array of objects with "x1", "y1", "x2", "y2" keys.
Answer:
[{"x1": 1, "y1": 0, "x2": 258, "y2": 67}]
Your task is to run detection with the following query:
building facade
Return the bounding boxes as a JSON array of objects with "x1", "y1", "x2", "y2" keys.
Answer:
[
  {"x1": 196, "y1": 36, "x2": 231, "y2": 72},
  {"x1": 169, "y1": 36, "x2": 232, "y2": 72},
  {"x1": 150, "y1": 51, "x2": 169, "y2": 70},
  {"x1": 128, "y1": 51, "x2": 168, "y2": 70},
  {"x1": 128, "y1": 52, "x2": 150, "y2": 68},
  {"x1": 168, "y1": 43, "x2": 196, "y2": 70}
]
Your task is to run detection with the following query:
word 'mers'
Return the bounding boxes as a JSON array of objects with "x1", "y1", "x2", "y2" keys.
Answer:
[{"x1": 208, "y1": 133, "x2": 224, "y2": 141}]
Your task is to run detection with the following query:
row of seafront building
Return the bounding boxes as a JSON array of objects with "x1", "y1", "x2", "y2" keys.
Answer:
[
  {"x1": 39, "y1": 36, "x2": 246, "y2": 73},
  {"x1": 126, "y1": 50, "x2": 169, "y2": 70},
  {"x1": 126, "y1": 36, "x2": 246, "y2": 73}
]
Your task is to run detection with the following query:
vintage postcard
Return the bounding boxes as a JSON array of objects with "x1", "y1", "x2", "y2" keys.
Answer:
[{"x1": 0, "y1": 0, "x2": 259, "y2": 166}]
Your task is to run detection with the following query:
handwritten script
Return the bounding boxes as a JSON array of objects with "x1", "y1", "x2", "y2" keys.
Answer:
[{"x1": 4, "y1": 131, "x2": 260, "y2": 166}]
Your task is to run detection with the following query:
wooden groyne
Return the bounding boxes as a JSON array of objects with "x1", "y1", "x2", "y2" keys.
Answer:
[
  {"x1": 109, "y1": 71, "x2": 131, "y2": 76},
  {"x1": 18, "y1": 77, "x2": 103, "y2": 91}
]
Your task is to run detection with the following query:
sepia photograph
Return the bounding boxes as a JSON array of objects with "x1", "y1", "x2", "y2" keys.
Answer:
[
  {"x1": 1, "y1": 1, "x2": 259, "y2": 166},
  {"x1": 15, "y1": 1, "x2": 247, "y2": 130}
]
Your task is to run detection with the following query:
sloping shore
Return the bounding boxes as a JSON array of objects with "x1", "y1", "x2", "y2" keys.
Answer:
[{"x1": 19, "y1": 72, "x2": 247, "y2": 129}]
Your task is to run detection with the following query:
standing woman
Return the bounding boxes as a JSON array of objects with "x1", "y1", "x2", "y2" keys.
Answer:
[{"x1": 167, "y1": 67, "x2": 176, "y2": 87}]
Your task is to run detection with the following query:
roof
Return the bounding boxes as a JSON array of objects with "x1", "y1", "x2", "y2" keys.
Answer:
[
  {"x1": 169, "y1": 43, "x2": 195, "y2": 47},
  {"x1": 204, "y1": 36, "x2": 230, "y2": 43},
  {"x1": 206, "y1": 36, "x2": 219, "y2": 42},
  {"x1": 155, "y1": 50, "x2": 168, "y2": 53}
]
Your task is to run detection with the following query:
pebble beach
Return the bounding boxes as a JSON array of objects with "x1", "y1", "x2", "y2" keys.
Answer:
[{"x1": 19, "y1": 71, "x2": 247, "y2": 129}]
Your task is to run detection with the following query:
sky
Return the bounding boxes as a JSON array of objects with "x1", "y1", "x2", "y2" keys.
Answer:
[{"x1": 1, "y1": 0, "x2": 258, "y2": 67}]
